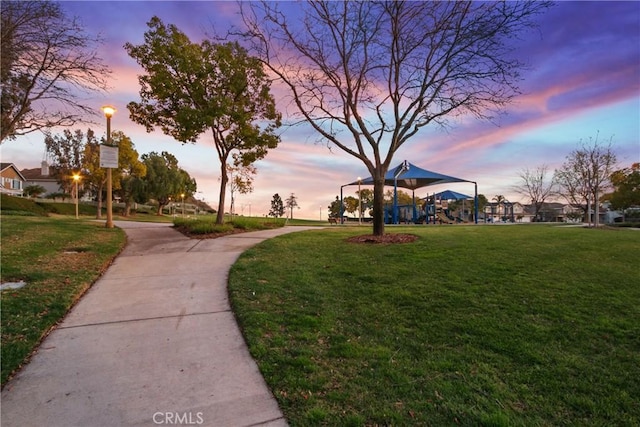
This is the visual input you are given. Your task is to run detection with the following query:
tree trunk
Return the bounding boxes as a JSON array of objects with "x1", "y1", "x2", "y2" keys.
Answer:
[
  {"x1": 95, "y1": 184, "x2": 103, "y2": 219},
  {"x1": 593, "y1": 189, "x2": 600, "y2": 228},
  {"x1": 216, "y1": 162, "x2": 228, "y2": 225},
  {"x1": 372, "y1": 175, "x2": 386, "y2": 236}
]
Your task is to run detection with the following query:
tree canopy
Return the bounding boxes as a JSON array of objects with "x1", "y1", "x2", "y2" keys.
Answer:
[
  {"x1": 608, "y1": 163, "x2": 640, "y2": 213},
  {"x1": 269, "y1": 193, "x2": 284, "y2": 218},
  {"x1": 44, "y1": 129, "x2": 91, "y2": 194},
  {"x1": 125, "y1": 17, "x2": 281, "y2": 224},
  {"x1": 241, "y1": 0, "x2": 550, "y2": 235},
  {"x1": 140, "y1": 151, "x2": 196, "y2": 215}
]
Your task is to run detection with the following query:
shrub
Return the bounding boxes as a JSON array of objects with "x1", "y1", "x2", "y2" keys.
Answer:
[{"x1": 173, "y1": 215, "x2": 285, "y2": 235}]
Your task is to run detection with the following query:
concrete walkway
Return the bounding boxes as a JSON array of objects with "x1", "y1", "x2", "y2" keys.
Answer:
[{"x1": 2, "y1": 222, "x2": 318, "y2": 427}]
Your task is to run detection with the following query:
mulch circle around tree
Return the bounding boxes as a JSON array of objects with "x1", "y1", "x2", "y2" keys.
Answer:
[{"x1": 346, "y1": 233, "x2": 418, "y2": 244}]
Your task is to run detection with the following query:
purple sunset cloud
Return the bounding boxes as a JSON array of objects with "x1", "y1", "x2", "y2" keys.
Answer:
[{"x1": 1, "y1": 1, "x2": 638, "y2": 217}]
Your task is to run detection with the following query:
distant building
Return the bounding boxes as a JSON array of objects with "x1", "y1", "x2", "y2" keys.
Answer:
[
  {"x1": 483, "y1": 201, "x2": 517, "y2": 222},
  {"x1": 20, "y1": 161, "x2": 64, "y2": 196},
  {"x1": 0, "y1": 163, "x2": 26, "y2": 196},
  {"x1": 534, "y1": 202, "x2": 583, "y2": 223}
]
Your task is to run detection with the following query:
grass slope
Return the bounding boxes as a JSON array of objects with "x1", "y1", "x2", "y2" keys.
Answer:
[
  {"x1": 1, "y1": 216, "x2": 126, "y2": 385},
  {"x1": 229, "y1": 225, "x2": 640, "y2": 426}
]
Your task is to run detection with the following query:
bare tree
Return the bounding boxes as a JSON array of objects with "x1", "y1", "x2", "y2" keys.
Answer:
[
  {"x1": 285, "y1": 193, "x2": 299, "y2": 220},
  {"x1": 555, "y1": 135, "x2": 617, "y2": 227},
  {"x1": 513, "y1": 165, "x2": 556, "y2": 221},
  {"x1": 1, "y1": 1, "x2": 110, "y2": 142},
  {"x1": 227, "y1": 161, "x2": 257, "y2": 216},
  {"x1": 240, "y1": 1, "x2": 550, "y2": 235}
]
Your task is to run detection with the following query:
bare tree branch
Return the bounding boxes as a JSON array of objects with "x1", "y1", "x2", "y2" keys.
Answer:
[
  {"x1": 1, "y1": 1, "x2": 111, "y2": 142},
  {"x1": 513, "y1": 165, "x2": 556, "y2": 221},
  {"x1": 554, "y1": 133, "x2": 618, "y2": 226},
  {"x1": 239, "y1": 0, "x2": 550, "y2": 235}
]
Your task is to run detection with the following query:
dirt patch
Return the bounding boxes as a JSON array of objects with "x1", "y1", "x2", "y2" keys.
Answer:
[{"x1": 346, "y1": 233, "x2": 418, "y2": 244}]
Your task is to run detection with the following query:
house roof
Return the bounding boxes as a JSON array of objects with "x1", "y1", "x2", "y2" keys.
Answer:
[
  {"x1": 1, "y1": 163, "x2": 27, "y2": 181},
  {"x1": 20, "y1": 167, "x2": 58, "y2": 181}
]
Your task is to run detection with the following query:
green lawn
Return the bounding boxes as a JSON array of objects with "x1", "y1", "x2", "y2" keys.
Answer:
[
  {"x1": 1, "y1": 216, "x2": 126, "y2": 385},
  {"x1": 229, "y1": 225, "x2": 640, "y2": 426}
]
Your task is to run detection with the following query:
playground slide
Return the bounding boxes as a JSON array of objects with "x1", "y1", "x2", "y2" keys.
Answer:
[{"x1": 436, "y1": 212, "x2": 454, "y2": 224}]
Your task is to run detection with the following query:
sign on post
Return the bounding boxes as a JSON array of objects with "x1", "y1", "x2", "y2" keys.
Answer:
[{"x1": 100, "y1": 144, "x2": 119, "y2": 168}]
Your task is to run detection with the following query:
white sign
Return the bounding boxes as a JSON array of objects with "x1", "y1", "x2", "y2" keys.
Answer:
[{"x1": 100, "y1": 144, "x2": 119, "y2": 168}]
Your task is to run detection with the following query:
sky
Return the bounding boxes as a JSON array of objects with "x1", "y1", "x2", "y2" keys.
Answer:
[{"x1": 2, "y1": 1, "x2": 639, "y2": 220}]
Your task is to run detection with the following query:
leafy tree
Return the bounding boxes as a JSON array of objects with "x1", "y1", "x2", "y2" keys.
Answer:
[
  {"x1": 608, "y1": 163, "x2": 640, "y2": 218},
  {"x1": 477, "y1": 194, "x2": 489, "y2": 218},
  {"x1": 343, "y1": 196, "x2": 359, "y2": 218},
  {"x1": 114, "y1": 134, "x2": 147, "y2": 217},
  {"x1": 384, "y1": 190, "x2": 413, "y2": 206},
  {"x1": 356, "y1": 188, "x2": 374, "y2": 215},
  {"x1": 140, "y1": 151, "x2": 196, "y2": 215},
  {"x1": 327, "y1": 196, "x2": 343, "y2": 219},
  {"x1": 44, "y1": 129, "x2": 88, "y2": 194},
  {"x1": 269, "y1": 193, "x2": 284, "y2": 218},
  {"x1": 82, "y1": 134, "x2": 107, "y2": 218},
  {"x1": 513, "y1": 165, "x2": 556, "y2": 221},
  {"x1": 125, "y1": 17, "x2": 281, "y2": 225},
  {"x1": 241, "y1": 1, "x2": 550, "y2": 235},
  {"x1": 285, "y1": 193, "x2": 299, "y2": 220},
  {"x1": 1, "y1": 0, "x2": 110, "y2": 142},
  {"x1": 76, "y1": 130, "x2": 144, "y2": 218},
  {"x1": 23, "y1": 184, "x2": 46, "y2": 198},
  {"x1": 555, "y1": 135, "x2": 617, "y2": 227}
]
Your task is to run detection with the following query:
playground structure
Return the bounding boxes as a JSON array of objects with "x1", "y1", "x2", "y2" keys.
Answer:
[
  {"x1": 340, "y1": 161, "x2": 478, "y2": 225},
  {"x1": 382, "y1": 192, "x2": 473, "y2": 225}
]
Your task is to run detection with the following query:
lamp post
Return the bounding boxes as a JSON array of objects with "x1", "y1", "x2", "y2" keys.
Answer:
[
  {"x1": 357, "y1": 177, "x2": 362, "y2": 225},
  {"x1": 340, "y1": 184, "x2": 348, "y2": 224},
  {"x1": 101, "y1": 105, "x2": 116, "y2": 228},
  {"x1": 73, "y1": 173, "x2": 81, "y2": 219},
  {"x1": 181, "y1": 193, "x2": 185, "y2": 217}
]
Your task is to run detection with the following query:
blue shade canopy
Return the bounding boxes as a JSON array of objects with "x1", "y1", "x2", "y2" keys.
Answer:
[
  {"x1": 349, "y1": 161, "x2": 470, "y2": 190},
  {"x1": 432, "y1": 190, "x2": 472, "y2": 200}
]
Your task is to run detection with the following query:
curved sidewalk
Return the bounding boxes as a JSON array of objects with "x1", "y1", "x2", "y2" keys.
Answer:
[{"x1": 2, "y1": 222, "x2": 318, "y2": 427}]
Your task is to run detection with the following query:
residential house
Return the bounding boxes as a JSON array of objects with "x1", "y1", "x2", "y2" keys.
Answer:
[
  {"x1": 483, "y1": 201, "x2": 517, "y2": 222},
  {"x1": 520, "y1": 202, "x2": 583, "y2": 223},
  {"x1": 20, "y1": 161, "x2": 64, "y2": 196},
  {"x1": 0, "y1": 163, "x2": 26, "y2": 196}
]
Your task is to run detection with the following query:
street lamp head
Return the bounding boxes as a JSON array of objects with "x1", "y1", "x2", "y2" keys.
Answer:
[
  {"x1": 73, "y1": 173, "x2": 81, "y2": 182},
  {"x1": 101, "y1": 105, "x2": 116, "y2": 118},
  {"x1": 357, "y1": 176, "x2": 361, "y2": 182}
]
